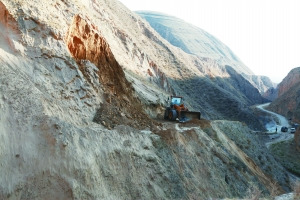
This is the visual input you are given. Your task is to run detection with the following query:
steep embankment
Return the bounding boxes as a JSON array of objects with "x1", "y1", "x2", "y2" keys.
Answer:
[
  {"x1": 64, "y1": 14, "x2": 151, "y2": 129},
  {"x1": 0, "y1": 0, "x2": 292, "y2": 199},
  {"x1": 137, "y1": 11, "x2": 276, "y2": 94},
  {"x1": 268, "y1": 67, "x2": 300, "y2": 123}
]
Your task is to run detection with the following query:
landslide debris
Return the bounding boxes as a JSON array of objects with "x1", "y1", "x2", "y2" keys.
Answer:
[{"x1": 65, "y1": 14, "x2": 154, "y2": 129}]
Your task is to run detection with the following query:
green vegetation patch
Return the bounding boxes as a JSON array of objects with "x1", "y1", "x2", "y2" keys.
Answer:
[{"x1": 270, "y1": 139, "x2": 300, "y2": 176}]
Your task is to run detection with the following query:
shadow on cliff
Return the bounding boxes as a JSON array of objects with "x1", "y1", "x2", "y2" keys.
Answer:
[{"x1": 163, "y1": 66, "x2": 269, "y2": 130}]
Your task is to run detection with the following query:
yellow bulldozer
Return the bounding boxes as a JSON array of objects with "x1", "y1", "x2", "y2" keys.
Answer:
[{"x1": 164, "y1": 96, "x2": 201, "y2": 122}]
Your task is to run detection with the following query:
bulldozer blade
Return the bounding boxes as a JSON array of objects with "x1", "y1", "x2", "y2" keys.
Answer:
[{"x1": 181, "y1": 111, "x2": 201, "y2": 120}]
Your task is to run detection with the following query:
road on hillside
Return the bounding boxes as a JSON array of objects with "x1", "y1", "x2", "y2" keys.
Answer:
[{"x1": 256, "y1": 103, "x2": 294, "y2": 148}]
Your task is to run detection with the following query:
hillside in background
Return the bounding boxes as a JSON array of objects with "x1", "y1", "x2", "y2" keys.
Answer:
[
  {"x1": 268, "y1": 67, "x2": 300, "y2": 123},
  {"x1": 133, "y1": 11, "x2": 269, "y2": 128},
  {"x1": 0, "y1": 0, "x2": 293, "y2": 199},
  {"x1": 262, "y1": 87, "x2": 278, "y2": 101},
  {"x1": 136, "y1": 11, "x2": 251, "y2": 74},
  {"x1": 137, "y1": 11, "x2": 276, "y2": 94}
]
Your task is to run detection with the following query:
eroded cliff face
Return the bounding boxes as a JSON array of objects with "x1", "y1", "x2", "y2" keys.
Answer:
[
  {"x1": 0, "y1": 0, "x2": 292, "y2": 199},
  {"x1": 64, "y1": 14, "x2": 151, "y2": 129},
  {"x1": 65, "y1": 14, "x2": 127, "y2": 93},
  {"x1": 268, "y1": 67, "x2": 300, "y2": 122}
]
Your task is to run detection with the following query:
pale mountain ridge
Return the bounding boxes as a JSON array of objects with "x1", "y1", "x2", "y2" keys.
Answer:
[
  {"x1": 136, "y1": 11, "x2": 252, "y2": 75},
  {"x1": 137, "y1": 11, "x2": 276, "y2": 94}
]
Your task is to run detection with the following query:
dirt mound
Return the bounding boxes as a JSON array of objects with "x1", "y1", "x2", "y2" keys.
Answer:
[{"x1": 65, "y1": 15, "x2": 154, "y2": 129}]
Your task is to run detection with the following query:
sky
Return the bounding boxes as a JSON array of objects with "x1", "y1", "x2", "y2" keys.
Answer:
[{"x1": 118, "y1": 0, "x2": 300, "y2": 83}]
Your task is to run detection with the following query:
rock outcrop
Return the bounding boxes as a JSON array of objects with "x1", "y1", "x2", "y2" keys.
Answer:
[{"x1": 0, "y1": 0, "x2": 292, "y2": 199}]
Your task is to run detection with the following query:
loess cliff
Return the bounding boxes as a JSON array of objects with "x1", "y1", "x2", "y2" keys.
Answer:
[{"x1": 0, "y1": 0, "x2": 292, "y2": 199}]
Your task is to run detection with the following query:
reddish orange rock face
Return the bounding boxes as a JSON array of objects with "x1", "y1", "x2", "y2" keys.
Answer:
[
  {"x1": 65, "y1": 14, "x2": 128, "y2": 95},
  {"x1": 64, "y1": 15, "x2": 152, "y2": 129},
  {"x1": 0, "y1": 1, "x2": 21, "y2": 52}
]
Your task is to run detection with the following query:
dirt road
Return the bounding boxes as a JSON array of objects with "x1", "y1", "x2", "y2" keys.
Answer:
[{"x1": 256, "y1": 103, "x2": 294, "y2": 148}]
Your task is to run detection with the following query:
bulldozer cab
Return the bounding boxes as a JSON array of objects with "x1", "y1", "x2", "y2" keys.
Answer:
[
  {"x1": 165, "y1": 96, "x2": 201, "y2": 122},
  {"x1": 170, "y1": 96, "x2": 183, "y2": 107}
]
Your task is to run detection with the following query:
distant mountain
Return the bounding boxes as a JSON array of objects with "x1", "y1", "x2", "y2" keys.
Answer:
[
  {"x1": 183, "y1": 65, "x2": 268, "y2": 127},
  {"x1": 136, "y1": 11, "x2": 252, "y2": 74},
  {"x1": 268, "y1": 67, "x2": 300, "y2": 122},
  {"x1": 262, "y1": 87, "x2": 278, "y2": 101},
  {"x1": 242, "y1": 74, "x2": 276, "y2": 94},
  {"x1": 137, "y1": 11, "x2": 275, "y2": 94}
]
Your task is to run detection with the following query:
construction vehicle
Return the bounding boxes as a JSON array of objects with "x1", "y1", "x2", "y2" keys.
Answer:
[{"x1": 164, "y1": 96, "x2": 201, "y2": 122}]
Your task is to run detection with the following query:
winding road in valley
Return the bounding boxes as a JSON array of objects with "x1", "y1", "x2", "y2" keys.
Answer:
[{"x1": 256, "y1": 103, "x2": 294, "y2": 148}]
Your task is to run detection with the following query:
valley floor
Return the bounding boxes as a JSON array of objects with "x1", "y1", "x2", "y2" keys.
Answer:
[
  {"x1": 256, "y1": 103, "x2": 294, "y2": 148},
  {"x1": 256, "y1": 103, "x2": 300, "y2": 186}
]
